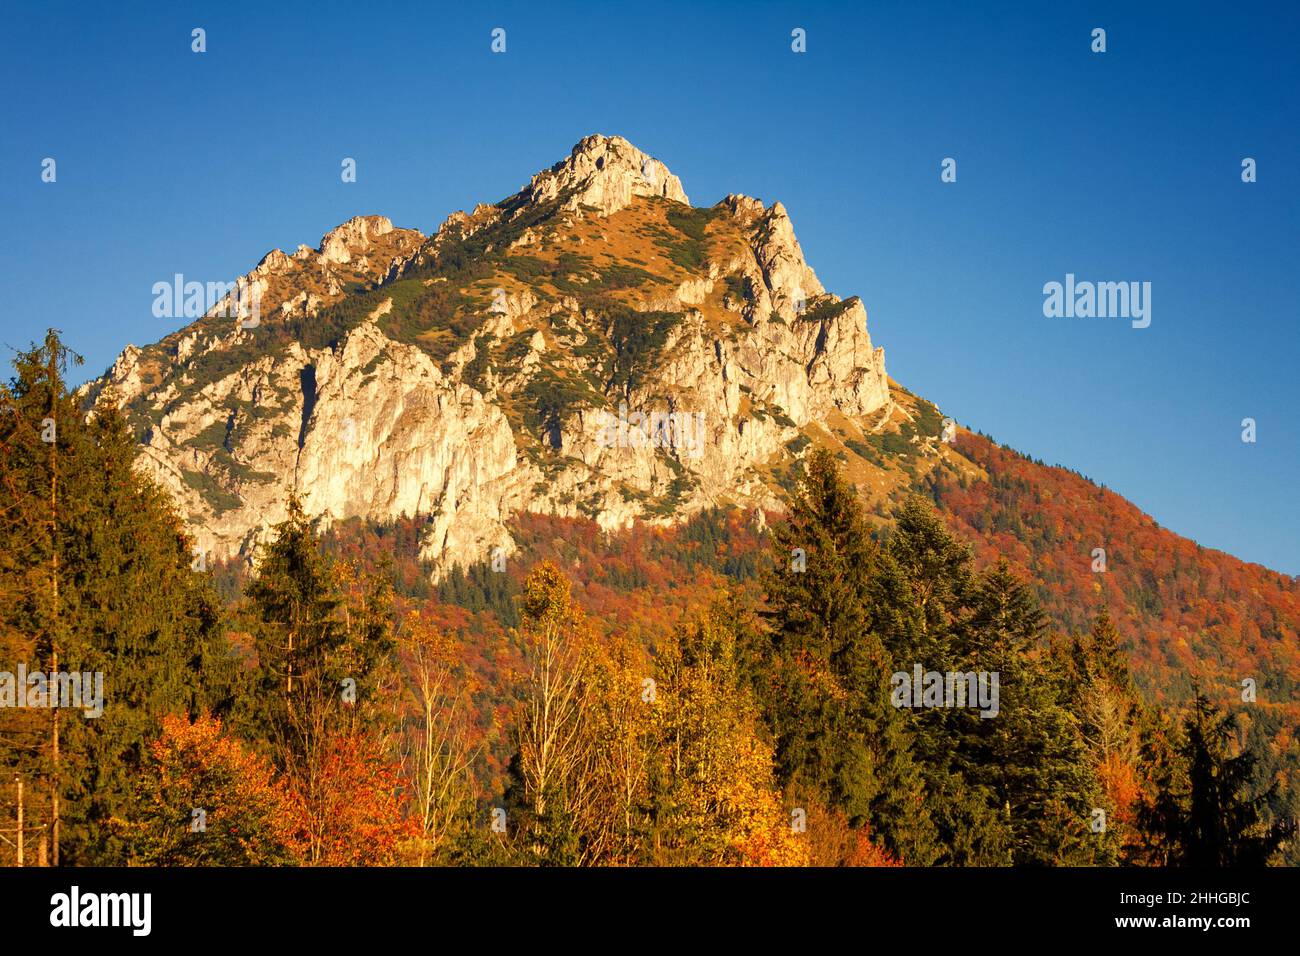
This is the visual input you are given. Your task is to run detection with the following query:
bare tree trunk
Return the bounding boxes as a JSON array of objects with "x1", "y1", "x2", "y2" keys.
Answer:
[
  {"x1": 15, "y1": 774, "x2": 23, "y2": 867},
  {"x1": 48, "y1": 395, "x2": 60, "y2": 867},
  {"x1": 408, "y1": 638, "x2": 477, "y2": 866}
]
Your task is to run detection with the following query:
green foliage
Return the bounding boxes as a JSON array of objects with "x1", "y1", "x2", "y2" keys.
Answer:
[
  {"x1": 608, "y1": 307, "x2": 682, "y2": 396},
  {"x1": 1171, "y1": 694, "x2": 1289, "y2": 865},
  {"x1": 181, "y1": 468, "x2": 243, "y2": 515},
  {"x1": 796, "y1": 295, "x2": 856, "y2": 324},
  {"x1": 238, "y1": 498, "x2": 396, "y2": 761},
  {"x1": 911, "y1": 398, "x2": 943, "y2": 438},
  {"x1": 381, "y1": 281, "x2": 479, "y2": 361},
  {"x1": 522, "y1": 366, "x2": 606, "y2": 447},
  {"x1": 723, "y1": 273, "x2": 751, "y2": 304},
  {"x1": 192, "y1": 417, "x2": 230, "y2": 451},
  {"x1": 757, "y1": 449, "x2": 940, "y2": 863},
  {"x1": 463, "y1": 334, "x2": 494, "y2": 392},
  {"x1": 435, "y1": 562, "x2": 520, "y2": 628},
  {"x1": 643, "y1": 455, "x2": 696, "y2": 518},
  {"x1": 665, "y1": 205, "x2": 713, "y2": 243},
  {"x1": 552, "y1": 257, "x2": 661, "y2": 294},
  {"x1": 0, "y1": 330, "x2": 235, "y2": 865},
  {"x1": 755, "y1": 458, "x2": 1126, "y2": 866},
  {"x1": 658, "y1": 205, "x2": 717, "y2": 272}
]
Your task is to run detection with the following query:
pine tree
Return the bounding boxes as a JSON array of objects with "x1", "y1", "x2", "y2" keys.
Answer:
[
  {"x1": 874, "y1": 500, "x2": 1010, "y2": 864},
  {"x1": 1132, "y1": 709, "x2": 1189, "y2": 866},
  {"x1": 961, "y1": 563, "x2": 1105, "y2": 865},
  {"x1": 759, "y1": 449, "x2": 938, "y2": 864},
  {"x1": 0, "y1": 331, "x2": 233, "y2": 864},
  {"x1": 875, "y1": 494, "x2": 973, "y2": 667},
  {"x1": 877, "y1": 499, "x2": 1105, "y2": 865},
  {"x1": 1179, "y1": 692, "x2": 1286, "y2": 866},
  {"x1": 1069, "y1": 606, "x2": 1133, "y2": 693},
  {"x1": 0, "y1": 331, "x2": 86, "y2": 864},
  {"x1": 239, "y1": 496, "x2": 396, "y2": 862}
]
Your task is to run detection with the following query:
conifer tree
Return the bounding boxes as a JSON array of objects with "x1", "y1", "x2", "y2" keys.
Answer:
[
  {"x1": 961, "y1": 563, "x2": 1105, "y2": 864},
  {"x1": 877, "y1": 499, "x2": 1105, "y2": 865},
  {"x1": 240, "y1": 496, "x2": 396, "y2": 862},
  {"x1": 874, "y1": 499, "x2": 1010, "y2": 864},
  {"x1": 874, "y1": 495, "x2": 973, "y2": 666},
  {"x1": 1179, "y1": 692, "x2": 1287, "y2": 866},
  {"x1": 759, "y1": 450, "x2": 938, "y2": 864},
  {"x1": 1132, "y1": 709, "x2": 1190, "y2": 866},
  {"x1": 0, "y1": 331, "x2": 233, "y2": 864}
]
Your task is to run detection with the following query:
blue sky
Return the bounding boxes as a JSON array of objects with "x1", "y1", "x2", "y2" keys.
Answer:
[{"x1": 2, "y1": 1, "x2": 1296, "y2": 574}]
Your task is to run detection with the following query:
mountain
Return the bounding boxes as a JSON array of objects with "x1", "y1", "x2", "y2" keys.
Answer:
[
  {"x1": 88, "y1": 134, "x2": 901, "y2": 575},
  {"x1": 89, "y1": 135, "x2": 1298, "y2": 745}
]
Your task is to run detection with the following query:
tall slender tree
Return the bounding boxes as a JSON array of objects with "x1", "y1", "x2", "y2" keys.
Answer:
[
  {"x1": 240, "y1": 496, "x2": 397, "y2": 862},
  {"x1": 1179, "y1": 692, "x2": 1287, "y2": 866},
  {"x1": 1, "y1": 331, "x2": 233, "y2": 864},
  {"x1": 504, "y1": 562, "x2": 593, "y2": 865},
  {"x1": 759, "y1": 450, "x2": 938, "y2": 864}
]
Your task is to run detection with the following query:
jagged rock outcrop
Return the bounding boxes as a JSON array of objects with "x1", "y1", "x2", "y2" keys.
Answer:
[
  {"x1": 92, "y1": 135, "x2": 901, "y2": 579},
  {"x1": 523, "y1": 134, "x2": 689, "y2": 216}
]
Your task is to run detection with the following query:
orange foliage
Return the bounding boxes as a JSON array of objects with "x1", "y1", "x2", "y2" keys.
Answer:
[
  {"x1": 144, "y1": 714, "x2": 303, "y2": 864},
  {"x1": 285, "y1": 731, "x2": 417, "y2": 866}
]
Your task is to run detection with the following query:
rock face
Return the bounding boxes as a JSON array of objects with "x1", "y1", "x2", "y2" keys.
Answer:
[
  {"x1": 523, "y1": 134, "x2": 690, "y2": 216},
  {"x1": 92, "y1": 134, "x2": 897, "y2": 577}
]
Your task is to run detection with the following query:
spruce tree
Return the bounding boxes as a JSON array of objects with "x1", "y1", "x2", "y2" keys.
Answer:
[
  {"x1": 238, "y1": 496, "x2": 397, "y2": 862},
  {"x1": 963, "y1": 563, "x2": 1105, "y2": 864},
  {"x1": 875, "y1": 500, "x2": 1010, "y2": 864},
  {"x1": 875, "y1": 495, "x2": 973, "y2": 667},
  {"x1": 760, "y1": 449, "x2": 938, "y2": 864},
  {"x1": 1180, "y1": 692, "x2": 1286, "y2": 866},
  {"x1": 0, "y1": 331, "x2": 233, "y2": 864}
]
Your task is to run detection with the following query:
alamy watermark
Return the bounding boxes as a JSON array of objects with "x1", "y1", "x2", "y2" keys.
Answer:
[
  {"x1": 891, "y1": 664, "x2": 999, "y2": 718},
  {"x1": 595, "y1": 403, "x2": 706, "y2": 459},
  {"x1": 50, "y1": 886, "x2": 150, "y2": 936},
  {"x1": 1042, "y1": 273, "x2": 1150, "y2": 328},
  {"x1": 152, "y1": 274, "x2": 262, "y2": 328},
  {"x1": 0, "y1": 665, "x2": 104, "y2": 718}
]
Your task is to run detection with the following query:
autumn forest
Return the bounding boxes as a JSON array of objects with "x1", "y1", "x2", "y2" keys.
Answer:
[{"x1": 1, "y1": 332, "x2": 1295, "y2": 868}]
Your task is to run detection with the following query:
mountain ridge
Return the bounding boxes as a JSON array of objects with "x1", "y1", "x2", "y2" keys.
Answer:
[
  {"x1": 85, "y1": 132, "x2": 1296, "y2": 593},
  {"x1": 90, "y1": 133, "x2": 898, "y2": 576}
]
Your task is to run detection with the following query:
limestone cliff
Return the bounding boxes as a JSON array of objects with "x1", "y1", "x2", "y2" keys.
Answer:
[{"x1": 92, "y1": 135, "x2": 919, "y2": 577}]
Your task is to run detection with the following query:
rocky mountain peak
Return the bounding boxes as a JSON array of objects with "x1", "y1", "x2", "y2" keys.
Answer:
[
  {"x1": 254, "y1": 215, "x2": 421, "y2": 280},
  {"x1": 319, "y1": 215, "x2": 398, "y2": 264},
  {"x1": 518, "y1": 134, "x2": 689, "y2": 217},
  {"x1": 93, "y1": 137, "x2": 917, "y2": 581}
]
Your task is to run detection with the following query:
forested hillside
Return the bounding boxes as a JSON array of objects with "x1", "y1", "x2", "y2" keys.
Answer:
[{"x1": 3, "y1": 332, "x2": 1295, "y2": 866}]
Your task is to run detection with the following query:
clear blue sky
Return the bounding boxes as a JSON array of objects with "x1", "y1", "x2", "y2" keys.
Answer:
[{"x1": 2, "y1": 1, "x2": 1296, "y2": 575}]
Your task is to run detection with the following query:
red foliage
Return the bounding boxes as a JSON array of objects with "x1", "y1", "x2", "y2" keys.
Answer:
[{"x1": 285, "y1": 731, "x2": 417, "y2": 866}]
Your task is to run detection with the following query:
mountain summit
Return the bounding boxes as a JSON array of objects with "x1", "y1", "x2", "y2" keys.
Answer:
[
  {"x1": 92, "y1": 134, "x2": 903, "y2": 574},
  {"x1": 520, "y1": 134, "x2": 690, "y2": 215}
]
